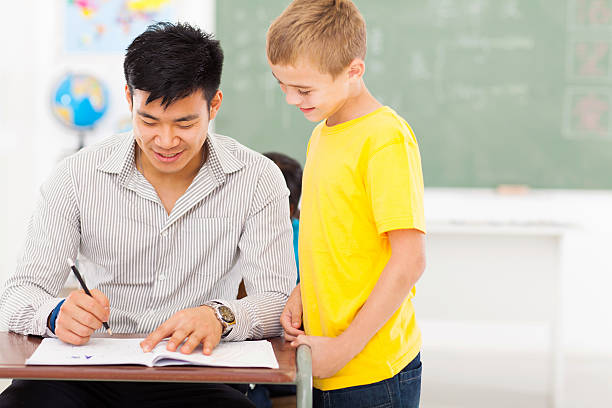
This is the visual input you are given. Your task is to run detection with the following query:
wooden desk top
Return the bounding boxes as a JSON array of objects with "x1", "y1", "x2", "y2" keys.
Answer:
[{"x1": 0, "y1": 332, "x2": 296, "y2": 384}]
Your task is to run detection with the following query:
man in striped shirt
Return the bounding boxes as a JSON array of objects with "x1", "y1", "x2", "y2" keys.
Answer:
[{"x1": 0, "y1": 23, "x2": 295, "y2": 407}]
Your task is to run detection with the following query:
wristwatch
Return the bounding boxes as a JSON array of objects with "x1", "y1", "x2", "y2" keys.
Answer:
[{"x1": 204, "y1": 301, "x2": 236, "y2": 337}]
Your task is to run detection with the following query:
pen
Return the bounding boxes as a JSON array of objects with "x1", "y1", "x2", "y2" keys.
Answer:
[{"x1": 66, "y1": 258, "x2": 113, "y2": 335}]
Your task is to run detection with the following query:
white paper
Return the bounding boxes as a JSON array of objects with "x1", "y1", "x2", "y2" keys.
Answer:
[{"x1": 26, "y1": 338, "x2": 279, "y2": 369}]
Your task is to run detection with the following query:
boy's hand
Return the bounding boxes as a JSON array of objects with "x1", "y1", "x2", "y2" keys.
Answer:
[
  {"x1": 280, "y1": 284, "x2": 304, "y2": 341},
  {"x1": 55, "y1": 289, "x2": 110, "y2": 346},
  {"x1": 292, "y1": 334, "x2": 353, "y2": 379},
  {"x1": 140, "y1": 306, "x2": 223, "y2": 355}
]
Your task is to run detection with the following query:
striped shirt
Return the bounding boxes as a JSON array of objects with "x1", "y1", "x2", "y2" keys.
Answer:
[{"x1": 0, "y1": 132, "x2": 297, "y2": 341}]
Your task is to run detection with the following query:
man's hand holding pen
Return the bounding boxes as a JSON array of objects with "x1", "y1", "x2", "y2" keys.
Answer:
[{"x1": 55, "y1": 289, "x2": 110, "y2": 346}]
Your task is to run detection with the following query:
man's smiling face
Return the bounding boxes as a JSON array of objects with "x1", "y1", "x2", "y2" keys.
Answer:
[{"x1": 126, "y1": 87, "x2": 221, "y2": 178}]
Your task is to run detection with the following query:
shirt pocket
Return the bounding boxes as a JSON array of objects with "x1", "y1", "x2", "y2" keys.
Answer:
[{"x1": 183, "y1": 217, "x2": 242, "y2": 278}]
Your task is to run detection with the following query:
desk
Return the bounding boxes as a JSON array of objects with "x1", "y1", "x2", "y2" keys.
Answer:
[{"x1": 0, "y1": 332, "x2": 312, "y2": 407}]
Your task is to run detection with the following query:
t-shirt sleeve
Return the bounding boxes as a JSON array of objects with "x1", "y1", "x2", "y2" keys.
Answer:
[{"x1": 366, "y1": 132, "x2": 426, "y2": 235}]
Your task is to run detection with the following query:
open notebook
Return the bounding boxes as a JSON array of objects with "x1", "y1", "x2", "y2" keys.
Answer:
[{"x1": 26, "y1": 338, "x2": 279, "y2": 369}]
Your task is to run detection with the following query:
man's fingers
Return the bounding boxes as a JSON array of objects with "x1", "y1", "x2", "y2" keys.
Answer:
[
  {"x1": 167, "y1": 329, "x2": 191, "y2": 352},
  {"x1": 142, "y1": 306, "x2": 224, "y2": 354},
  {"x1": 285, "y1": 325, "x2": 305, "y2": 336},
  {"x1": 63, "y1": 317, "x2": 96, "y2": 337},
  {"x1": 90, "y1": 289, "x2": 110, "y2": 317},
  {"x1": 56, "y1": 307, "x2": 98, "y2": 337},
  {"x1": 69, "y1": 305, "x2": 103, "y2": 331},
  {"x1": 90, "y1": 289, "x2": 110, "y2": 307},
  {"x1": 68, "y1": 291, "x2": 108, "y2": 323},
  {"x1": 179, "y1": 332, "x2": 204, "y2": 355},
  {"x1": 141, "y1": 322, "x2": 173, "y2": 352},
  {"x1": 281, "y1": 311, "x2": 304, "y2": 337},
  {"x1": 281, "y1": 305, "x2": 301, "y2": 328},
  {"x1": 280, "y1": 311, "x2": 293, "y2": 331},
  {"x1": 56, "y1": 326, "x2": 90, "y2": 346},
  {"x1": 291, "y1": 310, "x2": 302, "y2": 328},
  {"x1": 202, "y1": 333, "x2": 221, "y2": 356},
  {"x1": 281, "y1": 290, "x2": 303, "y2": 334}
]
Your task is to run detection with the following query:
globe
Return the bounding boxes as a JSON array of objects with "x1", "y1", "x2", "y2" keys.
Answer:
[{"x1": 52, "y1": 73, "x2": 109, "y2": 130}]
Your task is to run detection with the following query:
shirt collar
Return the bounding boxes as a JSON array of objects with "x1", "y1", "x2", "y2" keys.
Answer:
[
  {"x1": 206, "y1": 132, "x2": 244, "y2": 174},
  {"x1": 97, "y1": 131, "x2": 245, "y2": 184},
  {"x1": 97, "y1": 132, "x2": 136, "y2": 187}
]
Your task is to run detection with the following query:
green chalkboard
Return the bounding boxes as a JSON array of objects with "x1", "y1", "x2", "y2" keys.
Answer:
[{"x1": 216, "y1": 0, "x2": 612, "y2": 189}]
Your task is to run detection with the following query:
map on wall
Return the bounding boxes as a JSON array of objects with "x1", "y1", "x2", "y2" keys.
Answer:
[{"x1": 65, "y1": 0, "x2": 175, "y2": 53}]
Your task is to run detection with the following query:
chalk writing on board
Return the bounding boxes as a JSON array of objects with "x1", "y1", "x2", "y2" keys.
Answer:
[
  {"x1": 369, "y1": 28, "x2": 384, "y2": 55},
  {"x1": 455, "y1": 36, "x2": 535, "y2": 51},
  {"x1": 449, "y1": 84, "x2": 529, "y2": 110},
  {"x1": 434, "y1": 0, "x2": 458, "y2": 28},
  {"x1": 499, "y1": 0, "x2": 522, "y2": 19},
  {"x1": 434, "y1": 0, "x2": 523, "y2": 27},
  {"x1": 574, "y1": 0, "x2": 612, "y2": 27},
  {"x1": 465, "y1": 0, "x2": 488, "y2": 18},
  {"x1": 563, "y1": 88, "x2": 612, "y2": 139},
  {"x1": 564, "y1": 0, "x2": 612, "y2": 141},
  {"x1": 574, "y1": 93, "x2": 610, "y2": 136},
  {"x1": 571, "y1": 41, "x2": 611, "y2": 78}
]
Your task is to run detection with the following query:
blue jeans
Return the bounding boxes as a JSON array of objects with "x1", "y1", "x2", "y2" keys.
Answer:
[{"x1": 313, "y1": 353, "x2": 422, "y2": 408}]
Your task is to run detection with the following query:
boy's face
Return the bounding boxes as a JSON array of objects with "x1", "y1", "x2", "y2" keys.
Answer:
[
  {"x1": 126, "y1": 87, "x2": 222, "y2": 178},
  {"x1": 269, "y1": 58, "x2": 352, "y2": 123}
]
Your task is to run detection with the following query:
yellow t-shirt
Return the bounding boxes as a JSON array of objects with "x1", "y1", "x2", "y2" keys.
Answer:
[{"x1": 299, "y1": 106, "x2": 426, "y2": 391}]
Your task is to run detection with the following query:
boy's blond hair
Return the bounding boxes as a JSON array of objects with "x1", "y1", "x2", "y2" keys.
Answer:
[{"x1": 266, "y1": 0, "x2": 366, "y2": 78}]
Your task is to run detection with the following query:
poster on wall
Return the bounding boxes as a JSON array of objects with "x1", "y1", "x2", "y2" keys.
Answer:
[{"x1": 64, "y1": 0, "x2": 176, "y2": 54}]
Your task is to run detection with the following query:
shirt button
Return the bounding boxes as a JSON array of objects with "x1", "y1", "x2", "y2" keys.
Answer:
[
  {"x1": 158, "y1": 274, "x2": 166, "y2": 281},
  {"x1": 160, "y1": 230, "x2": 168, "y2": 237},
  {"x1": 148, "y1": 309, "x2": 155, "y2": 315}
]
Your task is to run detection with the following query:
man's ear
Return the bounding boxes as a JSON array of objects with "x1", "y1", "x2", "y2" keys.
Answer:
[
  {"x1": 347, "y1": 58, "x2": 365, "y2": 81},
  {"x1": 125, "y1": 85, "x2": 133, "y2": 112},
  {"x1": 208, "y1": 90, "x2": 223, "y2": 120}
]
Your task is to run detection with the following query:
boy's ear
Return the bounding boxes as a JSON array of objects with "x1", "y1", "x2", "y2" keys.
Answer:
[{"x1": 347, "y1": 58, "x2": 365, "y2": 81}]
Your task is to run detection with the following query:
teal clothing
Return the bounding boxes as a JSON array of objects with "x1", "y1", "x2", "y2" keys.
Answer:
[{"x1": 292, "y1": 217, "x2": 300, "y2": 283}]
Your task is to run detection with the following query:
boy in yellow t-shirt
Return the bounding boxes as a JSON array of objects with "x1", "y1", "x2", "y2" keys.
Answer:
[{"x1": 267, "y1": 1, "x2": 426, "y2": 407}]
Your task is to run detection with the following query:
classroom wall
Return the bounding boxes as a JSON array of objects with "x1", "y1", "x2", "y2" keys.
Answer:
[
  {"x1": 1, "y1": 0, "x2": 612, "y2": 359},
  {"x1": 422, "y1": 189, "x2": 612, "y2": 356},
  {"x1": 0, "y1": 1, "x2": 45, "y2": 288}
]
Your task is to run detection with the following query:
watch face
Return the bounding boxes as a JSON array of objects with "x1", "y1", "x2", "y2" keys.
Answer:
[{"x1": 218, "y1": 305, "x2": 235, "y2": 323}]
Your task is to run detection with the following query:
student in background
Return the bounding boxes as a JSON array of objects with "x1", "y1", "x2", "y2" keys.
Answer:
[
  {"x1": 247, "y1": 152, "x2": 302, "y2": 408},
  {"x1": 267, "y1": 1, "x2": 427, "y2": 407}
]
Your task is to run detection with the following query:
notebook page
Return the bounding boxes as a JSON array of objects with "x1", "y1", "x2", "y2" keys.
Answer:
[
  {"x1": 152, "y1": 340, "x2": 279, "y2": 368},
  {"x1": 26, "y1": 338, "x2": 153, "y2": 366}
]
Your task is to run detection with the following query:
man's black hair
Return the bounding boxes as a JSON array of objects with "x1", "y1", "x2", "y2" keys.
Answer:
[
  {"x1": 263, "y1": 152, "x2": 303, "y2": 217},
  {"x1": 124, "y1": 22, "x2": 223, "y2": 108}
]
